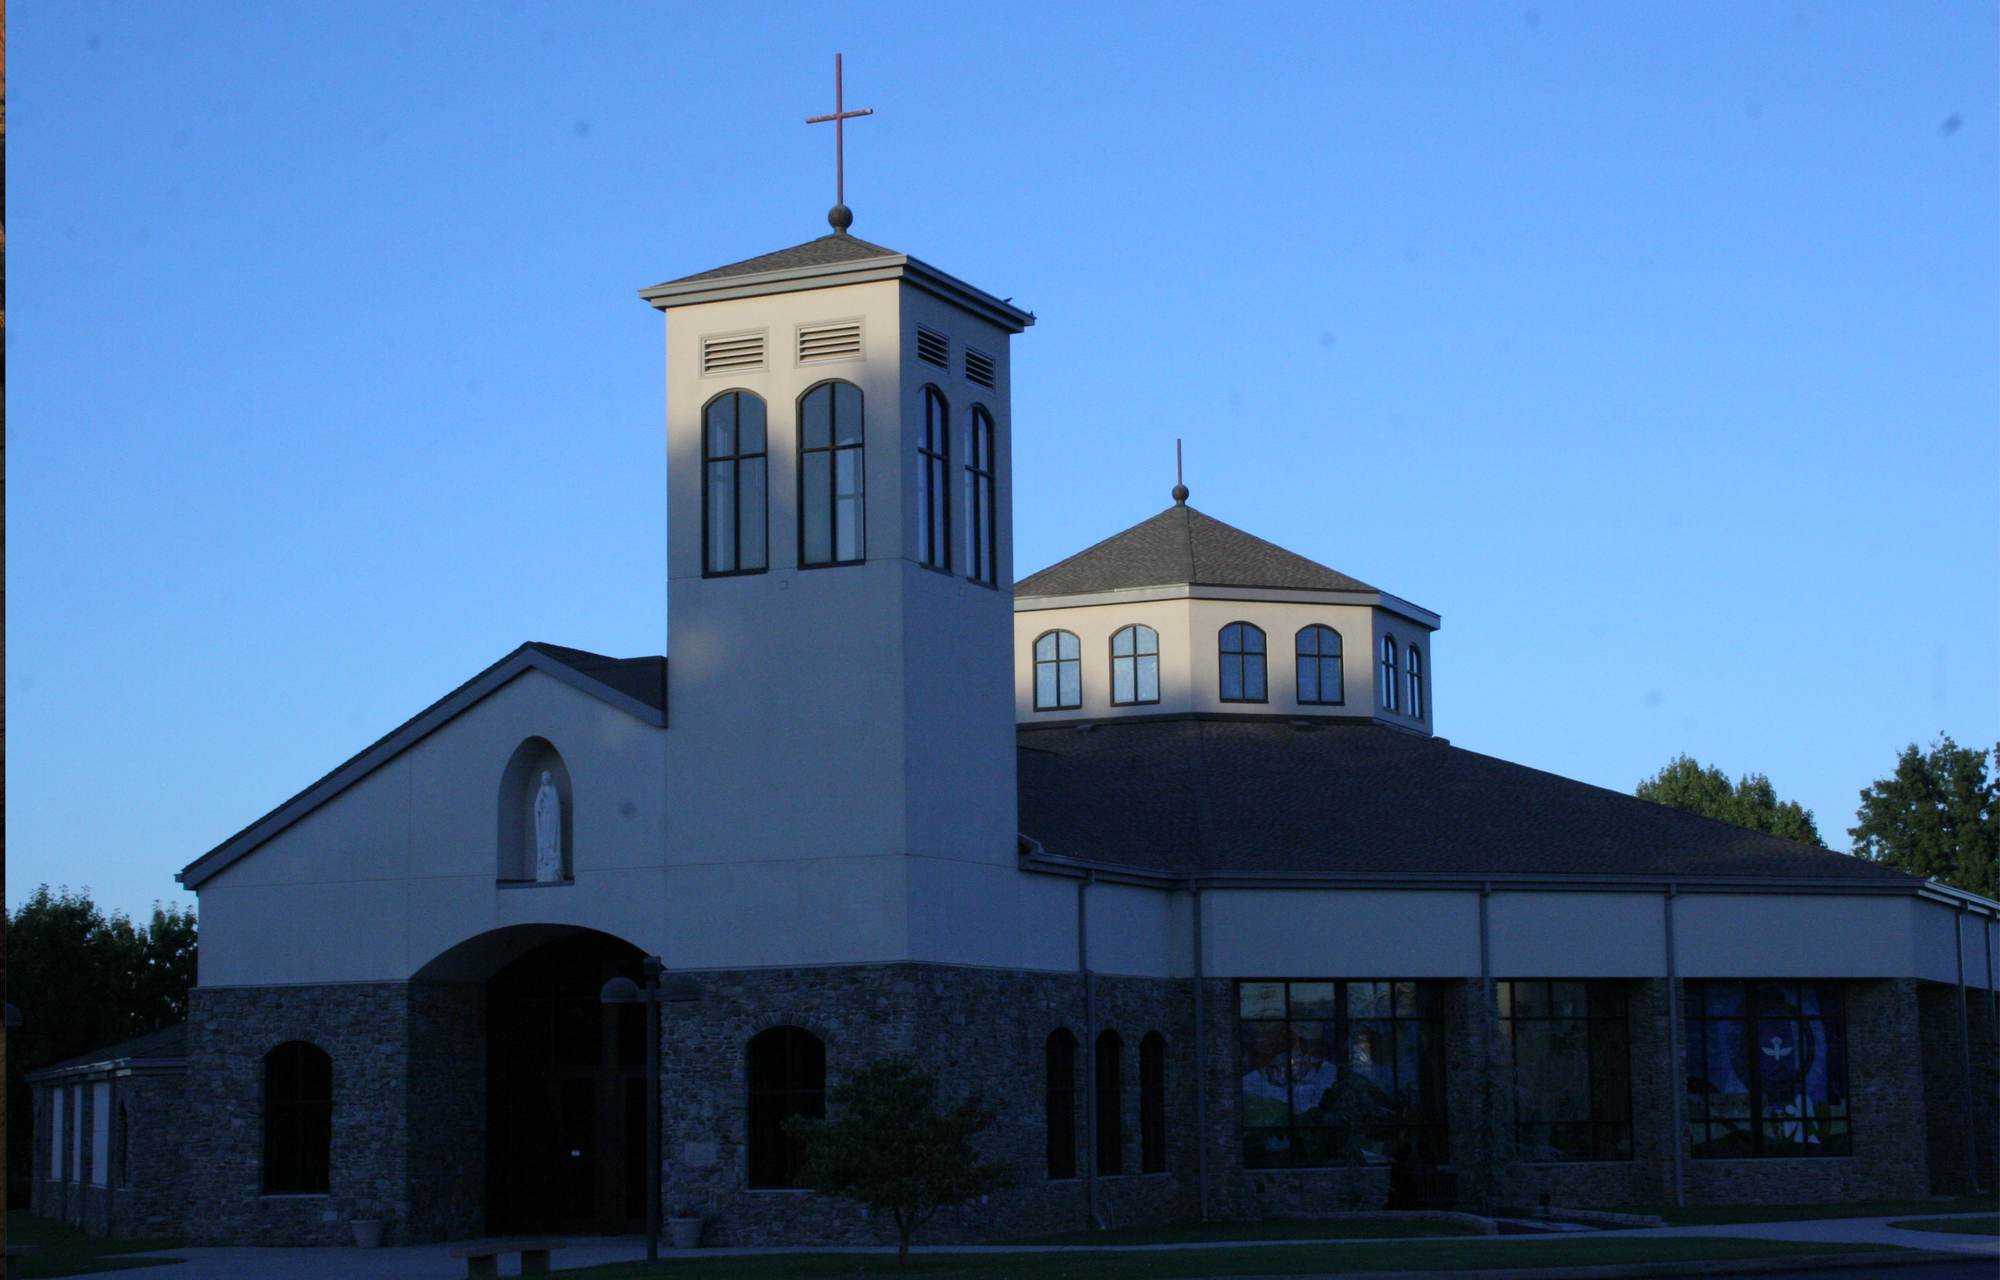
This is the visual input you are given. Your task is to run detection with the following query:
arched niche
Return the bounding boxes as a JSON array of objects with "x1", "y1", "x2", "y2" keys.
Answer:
[{"x1": 498, "y1": 737, "x2": 574, "y2": 883}]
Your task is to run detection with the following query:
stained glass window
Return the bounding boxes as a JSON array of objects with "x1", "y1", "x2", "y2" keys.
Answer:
[
  {"x1": 1499, "y1": 980, "x2": 1632, "y2": 1162},
  {"x1": 1236, "y1": 980, "x2": 1446, "y2": 1170},
  {"x1": 1684, "y1": 981, "x2": 1849, "y2": 1159}
]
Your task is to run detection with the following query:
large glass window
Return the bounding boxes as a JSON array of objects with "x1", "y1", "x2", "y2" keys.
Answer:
[
  {"x1": 1685, "y1": 981, "x2": 1849, "y2": 1159},
  {"x1": 746, "y1": 1026, "x2": 826, "y2": 1188},
  {"x1": 1111, "y1": 625, "x2": 1160, "y2": 706},
  {"x1": 1379, "y1": 636, "x2": 1399, "y2": 713},
  {"x1": 1407, "y1": 646, "x2": 1424, "y2": 720},
  {"x1": 1095, "y1": 1030, "x2": 1124, "y2": 1176},
  {"x1": 1035, "y1": 631, "x2": 1082, "y2": 710},
  {"x1": 1499, "y1": 981, "x2": 1632, "y2": 1162},
  {"x1": 1296, "y1": 626, "x2": 1343, "y2": 705},
  {"x1": 1219, "y1": 623, "x2": 1267, "y2": 702},
  {"x1": 966, "y1": 406, "x2": 997, "y2": 585},
  {"x1": 798, "y1": 381, "x2": 865, "y2": 567},
  {"x1": 917, "y1": 386, "x2": 951, "y2": 570},
  {"x1": 1045, "y1": 1030, "x2": 1077, "y2": 1179},
  {"x1": 263, "y1": 1041, "x2": 333, "y2": 1194},
  {"x1": 1237, "y1": 980, "x2": 1446, "y2": 1170},
  {"x1": 703, "y1": 391, "x2": 768, "y2": 576},
  {"x1": 1140, "y1": 1032, "x2": 1168, "y2": 1174}
]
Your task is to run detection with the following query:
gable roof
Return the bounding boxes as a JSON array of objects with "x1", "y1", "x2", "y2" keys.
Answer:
[
  {"x1": 177, "y1": 643, "x2": 667, "y2": 891},
  {"x1": 28, "y1": 1023, "x2": 187, "y2": 1083},
  {"x1": 1017, "y1": 717, "x2": 1916, "y2": 887},
  {"x1": 663, "y1": 233, "x2": 903, "y2": 284},
  {"x1": 1016, "y1": 505, "x2": 1378, "y2": 599}
]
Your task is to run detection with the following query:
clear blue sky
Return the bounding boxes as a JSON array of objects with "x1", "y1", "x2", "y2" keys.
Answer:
[{"x1": 10, "y1": 2, "x2": 1996, "y2": 920}]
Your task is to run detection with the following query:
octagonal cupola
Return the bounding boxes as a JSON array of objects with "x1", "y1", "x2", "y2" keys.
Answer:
[{"x1": 1011, "y1": 495, "x2": 1439, "y2": 732}]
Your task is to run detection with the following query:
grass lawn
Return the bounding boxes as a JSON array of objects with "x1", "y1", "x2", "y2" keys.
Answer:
[
  {"x1": 6, "y1": 1212, "x2": 184, "y2": 1278},
  {"x1": 1887, "y1": 1216, "x2": 2000, "y2": 1236},
  {"x1": 563, "y1": 1237, "x2": 1899, "y2": 1279},
  {"x1": 1647, "y1": 1194, "x2": 1997, "y2": 1226},
  {"x1": 1007, "y1": 1219, "x2": 1479, "y2": 1246}
]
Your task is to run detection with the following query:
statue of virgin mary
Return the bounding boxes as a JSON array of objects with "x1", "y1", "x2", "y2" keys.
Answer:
[{"x1": 533, "y1": 770, "x2": 564, "y2": 882}]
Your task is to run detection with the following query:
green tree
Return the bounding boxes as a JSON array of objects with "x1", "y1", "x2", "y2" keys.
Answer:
[
  {"x1": 785, "y1": 1059, "x2": 1014, "y2": 1266},
  {"x1": 6, "y1": 887, "x2": 197, "y2": 1205},
  {"x1": 1636, "y1": 755, "x2": 1824, "y2": 846},
  {"x1": 1850, "y1": 736, "x2": 1999, "y2": 899}
]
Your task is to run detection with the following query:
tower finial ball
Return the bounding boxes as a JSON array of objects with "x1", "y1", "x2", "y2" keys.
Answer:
[
  {"x1": 828, "y1": 204, "x2": 853, "y2": 233},
  {"x1": 1172, "y1": 483, "x2": 1189, "y2": 504}
]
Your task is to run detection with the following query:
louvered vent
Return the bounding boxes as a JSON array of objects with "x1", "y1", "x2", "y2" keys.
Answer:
[
  {"x1": 797, "y1": 320, "x2": 863, "y2": 364},
  {"x1": 965, "y1": 347, "x2": 996, "y2": 389},
  {"x1": 916, "y1": 326, "x2": 950, "y2": 368},
  {"x1": 701, "y1": 331, "x2": 766, "y2": 376}
]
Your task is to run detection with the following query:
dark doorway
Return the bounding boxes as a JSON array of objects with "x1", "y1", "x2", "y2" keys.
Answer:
[{"x1": 486, "y1": 932, "x2": 648, "y2": 1235}]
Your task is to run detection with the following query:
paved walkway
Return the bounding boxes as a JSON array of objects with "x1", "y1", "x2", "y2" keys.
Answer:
[{"x1": 74, "y1": 1212, "x2": 1997, "y2": 1279}]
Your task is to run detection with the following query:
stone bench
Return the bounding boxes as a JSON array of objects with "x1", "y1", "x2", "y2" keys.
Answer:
[{"x1": 448, "y1": 1238, "x2": 564, "y2": 1277}]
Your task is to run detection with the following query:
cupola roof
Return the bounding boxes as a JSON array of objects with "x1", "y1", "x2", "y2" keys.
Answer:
[
  {"x1": 1015, "y1": 504, "x2": 1376, "y2": 599},
  {"x1": 661, "y1": 232, "x2": 903, "y2": 284}
]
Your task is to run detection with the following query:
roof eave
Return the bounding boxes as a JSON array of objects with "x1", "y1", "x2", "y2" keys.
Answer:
[
  {"x1": 640, "y1": 254, "x2": 1034, "y2": 333},
  {"x1": 1014, "y1": 582, "x2": 1440, "y2": 629}
]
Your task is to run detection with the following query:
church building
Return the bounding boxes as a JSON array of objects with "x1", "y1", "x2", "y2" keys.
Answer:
[{"x1": 30, "y1": 213, "x2": 2000, "y2": 1246}]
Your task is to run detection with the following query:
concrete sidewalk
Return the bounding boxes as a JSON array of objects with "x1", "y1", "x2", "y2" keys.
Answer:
[{"x1": 1614, "y1": 1214, "x2": 1996, "y2": 1257}]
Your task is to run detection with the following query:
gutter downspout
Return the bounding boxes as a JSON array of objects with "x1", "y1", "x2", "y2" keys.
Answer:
[
  {"x1": 1665, "y1": 884, "x2": 1685, "y2": 1208},
  {"x1": 1478, "y1": 882, "x2": 1495, "y2": 1196},
  {"x1": 1079, "y1": 872, "x2": 1103, "y2": 1230},
  {"x1": 1191, "y1": 885, "x2": 1210, "y2": 1221},
  {"x1": 1955, "y1": 908, "x2": 1979, "y2": 1193}
]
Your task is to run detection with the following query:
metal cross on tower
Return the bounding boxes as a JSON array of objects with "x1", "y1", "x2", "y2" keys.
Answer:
[{"x1": 806, "y1": 54, "x2": 873, "y2": 234}]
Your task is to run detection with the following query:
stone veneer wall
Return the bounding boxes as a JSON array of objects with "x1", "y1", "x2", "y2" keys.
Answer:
[
  {"x1": 1917, "y1": 978, "x2": 1997, "y2": 1195},
  {"x1": 657, "y1": 963, "x2": 1195, "y2": 1246},
  {"x1": 30, "y1": 1069, "x2": 192, "y2": 1239},
  {"x1": 178, "y1": 981, "x2": 485, "y2": 1247}
]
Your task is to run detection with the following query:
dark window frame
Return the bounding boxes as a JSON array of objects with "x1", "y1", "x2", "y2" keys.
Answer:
[
  {"x1": 796, "y1": 379, "x2": 867, "y2": 569},
  {"x1": 262, "y1": 1040, "x2": 333, "y2": 1195},
  {"x1": 1110, "y1": 624, "x2": 1161, "y2": 706},
  {"x1": 1095, "y1": 1029, "x2": 1124, "y2": 1176},
  {"x1": 701, "y1": 389, "x2": 769, "y2": 578},
  {"x1": 1379, "y1": 635, "x2": 1399, "y2": 713},
  {"x1": 1235, "y1": 979, "x2": 1448, "y2": 1171},
  {"x1": 1295, "y1": 625, "x2": 1344, "y2": 706},
  {"x1": 1684, "y1": 980, "x2": 1851, "y2": 1160},
  {"x1": 916, "y1": 385, "x2": 952, "y2": 571},
  {"x1": 1045, "y1": 1029, "x2": 1078, "y2": 1180},
  {"x1": 1407, "y1": 645, "x2": 1424, "y2": 720},
  {"x1": 965, "y1": 405, "x2": 998, "y2": 587},
  {"x1": 1034, "y1": 629, "x2": 1082, "y2": 711},
  {"x1": 746, "y1": 1026, "x2": 827, "y2": 1189},
  {"x1": 1498, "y1": 980, "x2": 1634, "y2": 1163},
  {"x1": 1219, "y1": 622, "x2": 1268, "y2": 703},
  {"x1": 1139, "y1": 1031, "x2": 1168, "y2": 1174}
]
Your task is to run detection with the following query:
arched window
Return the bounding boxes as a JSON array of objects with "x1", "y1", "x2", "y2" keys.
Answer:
[
  {"x1": 703, "y1": 391, "x2": 768, "y2": 576},
  {"x1": 798, "y1": 381, "x2": 865, "y2": 567},
  {"x1": 1045, "y1": 1029, "x2": 1077, "y2": 1179},
  {"x1": 917, "y1": 386, "x2": 951, "y2": 570},
  {"x1": 263, "y1": 1041, "x2": 332, "y2": 1195},
  {"x1": 1110, "y1": 625, "x2": 1160, "y2": 706},
  {"x1": 1407, "y1": 645, "x2": 1424, "y2": 720},
  {"x1": 1219, "y1": 623, "x2": 1267, "y2": 702},
  {"x1": 1379, "y1": 635, "x2": 1400, "y2": 713},
  {"x1": 1139, "y1": 1031, "x2": 1167, "y2": 1174},
  {"x1": 1296, "y1": 626, "x2": 1343, "y2": 706},
  {"x1": 1034, "y1": 631, "x2": 1082, "y2": 711},
  {"x1": 965, "y1": 406, "x2": 997, "y2": 586},
  {"x1": 746, "y1": 1027, "x2": 825, "y2": 1189},
  {"x1": 1095, "y1": 1030, "x2": 1124, "y2": 1176}
]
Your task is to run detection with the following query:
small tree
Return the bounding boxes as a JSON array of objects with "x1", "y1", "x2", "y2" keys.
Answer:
[
  {"x1": 784, "y1": 1059, "x2": 1014, "y2": 1266},
  {"x1": 1850, "y1": 736, "x2": 1999, "y2": 898}
]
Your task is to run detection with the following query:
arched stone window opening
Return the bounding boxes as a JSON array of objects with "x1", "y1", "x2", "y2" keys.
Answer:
[
  {"x1": 498, "y1": 738, "x2": 574, "y2": 883},
  {"x1": 746, "y1": 1027, "x2": 826, "y2": 1189},
  {"x1": 1139, "y1": 1031, "x2": 1168, "y2": 1174},
  {"x1": 1044, "y1": 1029, "x2": 1078, "y2": 1180},
  {"x1": 1095, "y1": 1029, "x2": 1124, "y2": 1176},
  {"x1": 1219, "y1": 623, "x2": 1266, "y2": 703},
  {"x1": 262, "y1": 1041, "x2": 333, "y2": 1195}
]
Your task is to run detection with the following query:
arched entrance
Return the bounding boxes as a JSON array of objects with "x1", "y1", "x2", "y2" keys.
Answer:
[{"x1": 485, "y1": 931, "x2": 648, "y2": 1235}]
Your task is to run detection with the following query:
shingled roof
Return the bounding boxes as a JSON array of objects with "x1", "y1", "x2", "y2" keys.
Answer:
[
  {"x1": 1015, "y1": 505, "x2": 1376, "y2": 598},
  {"x1": 1016, "y1": 717, "x2": 1911, "y2": 884},
  {"x1": 30, "y1": 1023, "x2": 187, "y2": 1080},
  {"x1": 661, "y1": 234, "x2": 903, "y2": 285}
]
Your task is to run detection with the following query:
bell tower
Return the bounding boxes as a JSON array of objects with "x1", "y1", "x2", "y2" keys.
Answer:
[{"x1": 640, "y1": 223, "x2": 1034, "y2": 971}]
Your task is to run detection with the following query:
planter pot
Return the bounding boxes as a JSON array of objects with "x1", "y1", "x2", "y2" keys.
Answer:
[
  {"x1": 351, "y1": 1220, "x2": 386, "y2": 1249},
  {"x1": 669, "y1": 1217, "x2": 703, "y2": 1249}
]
